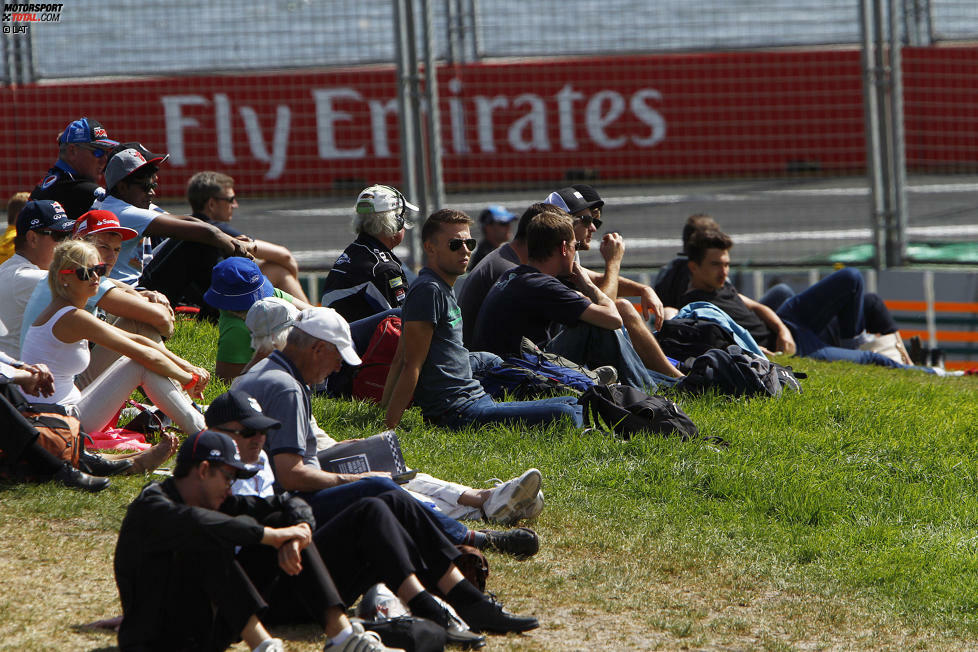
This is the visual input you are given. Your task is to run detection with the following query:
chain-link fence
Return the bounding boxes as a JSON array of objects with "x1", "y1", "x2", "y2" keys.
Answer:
[{"x1": 1, "y1": 0, "x2": 976, "y2": 268}]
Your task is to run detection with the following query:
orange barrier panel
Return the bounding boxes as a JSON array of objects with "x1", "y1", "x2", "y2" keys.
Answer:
[{"x1": 885, "y1": 300, "x2": 978, "y2": 314}]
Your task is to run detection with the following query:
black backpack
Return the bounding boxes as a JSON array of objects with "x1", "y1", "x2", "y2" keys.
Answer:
[
  {"x1": 655, "y1": 317, "x2": 738, "y2": 361},
  {"x1": 578, "y1": 383, "x2": 705, "y2": 441},
  {"x1": 677, "y1": 345, "x2": 805, "y2": 398}
]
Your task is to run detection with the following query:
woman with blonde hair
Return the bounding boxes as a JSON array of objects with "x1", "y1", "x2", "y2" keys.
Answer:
[{"x1": 20, "y1": 240, "x2": 209, "y2": 469}]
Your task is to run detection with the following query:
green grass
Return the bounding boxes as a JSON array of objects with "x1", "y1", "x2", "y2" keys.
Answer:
[{"x1": 4, "y1": 317, "x2": 978, "y2": 649}]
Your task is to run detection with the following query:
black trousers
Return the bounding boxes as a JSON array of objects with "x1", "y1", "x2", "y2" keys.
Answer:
[
  {"x1": 0, "y1": 382, "x2": 62, "y2": 476},
  {"x1": 139, "y1": 239, "x2": 221, "y2": 320}
]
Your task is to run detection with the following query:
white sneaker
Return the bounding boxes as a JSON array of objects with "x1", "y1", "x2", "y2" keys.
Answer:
[
  {"x1": 519, "y1": 490, "x2": 545, "y2": 521},
  {"x1": 483, "y1": 468, "x2": 542, "y2": 525},
  {"x1": 327, "y1": 622, "x2": 405, "y2": 651},
  {"x1": 253, "y1": 638, "x2": 285, "y2": 652}
]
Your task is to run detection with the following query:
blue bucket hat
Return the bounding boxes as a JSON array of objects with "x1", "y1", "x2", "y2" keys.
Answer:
[{"x1": 204, "y1": 258, "x2": 274, "y2": 312}]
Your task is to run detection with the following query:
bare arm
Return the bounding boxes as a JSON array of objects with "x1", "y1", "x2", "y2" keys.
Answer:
[
  {"x1": 572, "y1": 262, "x2": 624, "y2": 330},
  {"x1": 272, "y1": 452, "x2": 362, "y2": 492},
  {"x1": 586, "y1": 260, "x2": 665, "y2": 329},
  {"x1": 740, "y1": 293, "x2": 796, "y2": 355},
  {"x1": 96, "y1": 287, "x2": 175, "y2": 338},
  {"x1": 251, "y1": 239, "x2": 300, "y2": 277},
  {"x1": 383, "y1": 321, "x2": 434, "y2": 429},
  {"x1": 143, "y1": 214, "x2": 253, "y2": 259}
]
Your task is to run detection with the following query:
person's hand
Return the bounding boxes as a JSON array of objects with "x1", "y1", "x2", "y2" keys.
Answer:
[
  {"x1": 187, "y1": 366, "x2": 209, "y2": 399},
  {"x1": 138, "y1": 290, "x2": 171, "y2": 308},
  {"x1": 16, "y1": 364, "x2": 55, "y2": 397},
  {"x1": 277, "y1": 539, "x2": 303, "y2": 575},
  {"x1": 568, "y1": 260, "x2": 588, "y2": 289},
  {"x1": 224, "y1": 235, "x2": 255, "y2": 260},
  {"x1": 776, "y1": 329, "x2": 797, "y2": 356},
  {"x1": 599, "y1": 232, "x2": 624, "y2": 265},
  {"x1": 639, "y1": 286, "x2": 665, "y2": 330},
  {"x1": 262, "y1": 522, "x2": 312, "y2": 550}
]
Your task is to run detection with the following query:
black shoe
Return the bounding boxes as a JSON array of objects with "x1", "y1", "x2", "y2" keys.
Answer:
[
  {"x1": 78, "y1": 451, "x2": 134, "y2": 477},
  {"x1": 445, "y1": 620, "x2": 486, "y2": 649},
  {"x1": 54, "y1": 463, "x2": 110, "y2": 492},
  {"x1": 455, "y1": 595, "x2": 539, "y2": 634},
  {"x1": 479, "y1": 527, "x2": 539, "y2": 559}
]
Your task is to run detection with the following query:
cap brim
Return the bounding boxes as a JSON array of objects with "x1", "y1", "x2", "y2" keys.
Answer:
[
  {"x1": 239, "y1": 414, "x2": 282, "y2": 431},
  {"x1": 228, "y1": 460, "x2": 261, "y2": 480},
  {"x1": 87, "y1": 225, "x2": 139, "y2": 241},
  {"x1": 403, "y1": 199, "x2": 420, "y2": 213},
  {"x1": 339, "y1": 343, "x2": 362, "y2": 366},
  {"x1": 94, "y1": 138, "x2": 120, "y2": 148}
]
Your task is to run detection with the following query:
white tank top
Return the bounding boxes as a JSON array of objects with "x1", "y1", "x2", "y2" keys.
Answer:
[{"x1": 20, "y1": 305, "x2": 90, "y2": 406}]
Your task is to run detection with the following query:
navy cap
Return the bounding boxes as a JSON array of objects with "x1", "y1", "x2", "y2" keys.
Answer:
[
  {"x1": 176, "y1": 430, "x2": 260, "y2": 479},
  {"x1": 478, "y1": 205, "x2": 517, "y2": 225},
  {"x1": 58, "y1": 118, "x2": 119, "y2": 148},
  {"x1": 16, "y1": 200, "x2": 74, "y2": 234},
  {"x1": 204, "y1": 257, "x2": 274, "y2": 312},
  {"x1": 544, "y1": 187, "x2": 597, "y2": 215},
  {"x1": 204, "y1": 391, "x2": 282, "y2": 432},
  {"x1": 571, "y1": 184, "x2": 604, "y2": 210}
]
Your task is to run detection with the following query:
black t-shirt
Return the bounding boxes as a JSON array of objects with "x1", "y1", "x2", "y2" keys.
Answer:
[
  {"x1": 472, "y1": 264, "x2": 590, "y2": 357},
  {"x1": 653, "y1": 256, "x2": 690, "y2": 308},
  {"x1": 466, "y1": 240, "x2": 495, "y2": 272},
  {"x1": 194, "y1": 212, "x2": 245, "y2": 238},
  {"x1": 679, "y1": 281, "x2": 775, "y2": 349},
  {"x1": 30, "y1": 165, "x2": 99, "y2": 220},
  {"x1": 321, "y1": 233, "x2": 408, "y2": 322}
]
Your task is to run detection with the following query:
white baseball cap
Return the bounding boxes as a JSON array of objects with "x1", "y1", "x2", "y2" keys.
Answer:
[
  {"x1": 356, "y1": 185, "x2": 419, "y2": 216},
  {"x1": 293, "y1": 307, "x2": 361, "y2": 366},
  {"x1": 245, "y1": 297, "x2": 300, "y2": 339}
]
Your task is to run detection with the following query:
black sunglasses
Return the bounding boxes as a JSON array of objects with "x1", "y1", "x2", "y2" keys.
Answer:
[
  {"x1": 575, "y1": 214, "x2": 603, "y2": 230},
  {"x1": 36, "y1": 229, "x2": 70, "y2": 241},
  {"x1": 130, "y1": 178, "x2": 158, "y2": 193},
  {"x1": 221, "y1": 426, "x2": 263, "y2": 438},
  {"x1": 213, "y1": 195, "x2": 237, "y2": 204},
  {"x1": 448, "y1": 238, "x2": 477, "y2": 252},
  {"x1": 59, "y1": 263, "x2": 107, "y2": 281}
]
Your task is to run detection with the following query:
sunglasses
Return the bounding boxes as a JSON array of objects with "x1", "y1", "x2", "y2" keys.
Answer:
[
  {"x1": 220, "y1": 426, "x2": 263, "y2": 439},
  {"x1": 448, "y1": 238, "x2": 477, "y2": 252},
  {"x1": 36, "y1": 229, "x2": 70, "y2": 241},
  {"x1": 129, "y1": 177, "x2": 158, "y2": 193},
  {"x1": 213, "y1": 195, "x2": 237, "y2": 204},
  {"x1": 59, "y1": 263, "x2": 107, "y2": 281},
  {"x1": 78, "y1": 144, "x2": 109, "y2": 159},
  {"x1": 575, "y1": 214, "x2": 603, "y2": 230}
]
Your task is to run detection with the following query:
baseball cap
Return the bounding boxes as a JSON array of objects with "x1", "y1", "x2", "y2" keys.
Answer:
[
  {"x1": 57, "y1": 117, "x2": 119, "y2": 148},
  {"x1": 543, "y1": 187, "x2": 598, "y2": 216},
  {"x1": 175, "y1": 429, "x2": 260, "y2": 479},
  {"x1": 293, "y1": 307, "x2": 361, "y2": 366},
  {"x1": 73, "y1": 209, "x2": 138, "y2": 241},
  {"x1": 571, "y1": 184, "x2": 604, "y2": 210},
  {"x1": 478, "y1": 205, "x2": 517, "y2": 225},
  {"x1": 104, "y1": 143, "x2": 170, "y2": 190},
  {"x1": 203, "y1": 257, "x2": 274, "y2": 312},
  {"x1": 245, "y1": 296, "x2": 300, "y2": 339},
  {"x1": 16, "y1": 200, "x2": 74, "y2": 235},
  {"x1": 204, "y1": 390, "x2": 282, "y2": 432},
  {"x1": 356, "y1": 185, "x2": 419, "y2": 216}
]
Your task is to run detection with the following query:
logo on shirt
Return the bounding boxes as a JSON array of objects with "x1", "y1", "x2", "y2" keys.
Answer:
[
  {"x1": 448, "y1": 305, "x2": 462, "y2": 328},
  {"x1": 334, "y1": 253, "x2": 350, "y2": 267},
  {"x1": 389, "y1": 277, "x2": 403, "y2": 288},
  {"x1": 378, "y1": 252, "x2": 389, "y2": 263},
  {"x1": 247, "y1": 397, "x2": 263, "y2": 413},
  {"x1": 40, "y1": 174, "x2": 58, "y2": 189}
]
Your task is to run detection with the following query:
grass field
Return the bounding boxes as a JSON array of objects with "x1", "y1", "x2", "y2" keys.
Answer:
[{"x1": 3, "y1": 317, "x2": 978, "y2": 650}]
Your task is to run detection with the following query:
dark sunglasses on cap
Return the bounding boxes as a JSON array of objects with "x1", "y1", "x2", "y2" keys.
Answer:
[
  {"x1": 220, "y1": 426, "x2": 263, "y2": 438},
  {"x1": 59, "y1": 263, "x2": 107, "y2": 281},
  {"x1": 36, "y1": 229, "x2": 70, "y2": 241},
  {"x1": 575, "y1": 214, "x2": 603, "y2": 230},
  {"x1": 448, "y1": 238, "x2": 477, "y2": 252}
]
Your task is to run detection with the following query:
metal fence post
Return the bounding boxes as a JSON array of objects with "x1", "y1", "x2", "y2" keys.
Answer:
[
  {"x1": 421, "y1": 0, "x2": 446, "y2": 218},
  {"x1": 394, "y1": 0, "x2": 425, "y2": 270},
  {"x1": 888, "y1": 0, "x2": 909, "y2": 267},
  {"x1": 860, "y1": 0, "x2": 887, "y2": 271}
]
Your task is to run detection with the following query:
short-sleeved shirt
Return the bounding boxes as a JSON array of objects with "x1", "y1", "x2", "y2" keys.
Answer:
[
  {"x1": 95, "y1": 195, "x2": 163, "y2": 285},
  {"x1": 216, "y1": 288, "x2": 294, "y2": 364},
  {"x1": 471, "y1": 264, "x2": 591, "y2": 357},
  {"x1": 653, "y1": 256, "x2": 690, "y2": 308},
  {"x1": 0, "y1": 225, "x2": 16, "y2": 265},
  {"x1": 20, "y1": 273, "x2": 115, "y2": 350},
  {"x1": 679, "y1": 281, "x2": 775, "y2": 349},
  {"x1": 30, "y1": 162, "x2": 100, "y2": 220},
  {"x1": 402, "y1": 267, "x2": 484, "y2": 418},
  {"x1": 0, "y1": 254, "x2": 47, "y2": 358},
  {"x1": 232, "y1": 350, "x2": 321, "y2": 479},
  {"x1": 457, "y1": 243, "x2": 520, "y2": 346},
  {"x1": 321, "y1": 233, "x2": 408, "y2": 322}
]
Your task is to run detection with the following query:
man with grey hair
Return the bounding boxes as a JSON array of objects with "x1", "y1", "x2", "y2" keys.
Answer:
[{"x1": 320, "y1": 185, "x2": 416, "y2": 322}]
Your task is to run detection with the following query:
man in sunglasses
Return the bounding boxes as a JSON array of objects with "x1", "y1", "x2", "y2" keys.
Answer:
[
  {"x1": 0, "y1": 200, "x2": 74, "y2": 357},
  {"x1": 30, "y1": 117, "x2": 119, "y2": 220}
]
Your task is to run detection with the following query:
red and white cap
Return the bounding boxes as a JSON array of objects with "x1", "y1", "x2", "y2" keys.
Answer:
[{"x1": 73, "y1": 209, "x2": 139, "y2": 241}]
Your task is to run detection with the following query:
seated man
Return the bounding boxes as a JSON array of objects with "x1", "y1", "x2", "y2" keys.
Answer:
[
  {"x1": 205, "y1": 390, "x2": 534, "y2": 642},
  {"x1": 679, "y1": 229, "x2": 905, "y2": 367},
  {"x1": 233, "y1": 306, "x2": 543, "y2": 555},
  {"x1": 95, "y1": 143, "x2": 251, "y2": 319},
  {"x1": 113, "y1": 429, "x2": 399, "y2": 652},
  {"x1": 383, "y1": 209, "x2": 583, "y2": 430},
  {"x1": 0, "y1": 200, "x2": 74, "y2": 358},
  {"x1": 184, "y1": 171, "x2": 309, "y2": 303},
  {"x1": 321, "y1": 185, "x2": 417, "y2": 323},
  {"x1": 654, "y1": 213, "x2": 721, "y2": 317},
  {"x1": 471, "y1": 211, "x2": 681, "y2": 387},
  {"x1": 467, "y1": 204, "x2": 516, "y2": 272},
  {"x1": 0, "y1": 191, "x2": 30, "y2": 265}
]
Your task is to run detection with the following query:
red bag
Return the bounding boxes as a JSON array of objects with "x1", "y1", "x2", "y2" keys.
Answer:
[{"x1": 353, "y1": 315, "x2": 403, "y2": 403}]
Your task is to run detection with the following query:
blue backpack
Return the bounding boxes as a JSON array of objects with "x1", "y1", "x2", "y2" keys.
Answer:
[{"x1": 475, "y1": 352, "x2": 596, "y2": 399}]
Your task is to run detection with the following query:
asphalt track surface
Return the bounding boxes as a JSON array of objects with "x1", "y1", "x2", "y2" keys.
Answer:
[{"x1": 157, "y1": 174, "x2": 978, "y2": 272}]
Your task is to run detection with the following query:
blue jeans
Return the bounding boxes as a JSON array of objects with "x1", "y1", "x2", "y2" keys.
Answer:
[
  {"x1": 431, "y1": 392, "x2": 583, "y2": 430},
  {"x1": 299, "y1": 476, "x2": 468, "y2": 544},
  {"x1": 545, "y1": 323, "x2": 656, "y2": 390}
]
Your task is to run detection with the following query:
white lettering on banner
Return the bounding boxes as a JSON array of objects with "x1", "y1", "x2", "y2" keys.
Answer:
[
  {"x1": 448, "y1": 78, "x2": 468, "y2": 154},
  {"x1": 369, "y1": 98, "x2": 398, "y2": 157},
  {"x1": 162, "y1": 95, "x2": 208, "y2": 166},
  {"x1": 555, "y1": 84, "x2": 584, "y2": 150},
  {"x1": 240, "y1": 105, "x2": 290, "y2": 179},
  {"x1": 586, "y1": 90, "x2": 627, "y2": 149},
  {"x1": 509, "y1": 93, "x2": 549, "y2": 152},
  {"x1": 475, "y1": 95, "x2": 509, "y2": 153},
  {"x1": 312, "y1": 89, "x2": 366, "y2": 159},
  {"x1": 630, "y1": 89, "x2": 666, "y2": 147},
  {"x1": 214, "y1": 93, "x2": 236, "y2": 164}
]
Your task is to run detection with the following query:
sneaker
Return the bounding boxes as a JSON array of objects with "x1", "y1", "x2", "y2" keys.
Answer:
[
  {"x1": 518, "y1": 490, "x2": 544, "y2": 521},
  {"x1": 325, "y1": 622, "x2": 404, "y2": 652},
  {"x1": 455, "y1": 595, "x2": 540, "y2": 634},
  {"x1": 482, "y1": 468, "x2": 542, "y2": 525},
  {"x1": 479, "y1": 527, "x2": 539, "y2": 559},
  {"x1": 254, "y1": 638, "x2": 285, "y2": 652},
  {"x1": 592, "y1": 365, "x2": 617, "y2": 385}
]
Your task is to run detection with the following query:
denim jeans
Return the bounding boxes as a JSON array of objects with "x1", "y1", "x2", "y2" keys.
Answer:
[
  {"x1": 299, "y1": 476, "x2": 469, "y2": 544},
  {"x1": 431, "y1": 392, "x2": 583, "y2": 430},
  {"x1": 545, "y1": 323, "x2": 656, "y2": 390}
]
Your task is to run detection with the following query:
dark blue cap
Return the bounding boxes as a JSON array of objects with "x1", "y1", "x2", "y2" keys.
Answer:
[
  {"x1": 16, "y1": 200, "x2": 74, "y2": 234},
  {"x1": 176, "y1": 429, "x2": 260, "y2": 478}
]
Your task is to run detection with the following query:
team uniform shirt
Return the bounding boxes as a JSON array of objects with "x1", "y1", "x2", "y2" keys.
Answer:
[
  {"x1": 679, "y1": 281, "x2": 776, "y2": 349},
  {"x1": 456, "y1": 242, "x2": 520, "y2": 346},
  {"x1": 401, "y1": 267, "x2": 484, "y2": 418},
  {"x1": 321, "y1": 233, "x2": 408, "y2": 322},
  {"x1": 94, "y1": 195, "x2": 164, "y2": 285},
  {"x1": 29, "y1": 161, "x2": 101, "y2": 220},
  {"x1": 216, "y1": 288, "x2": 294, "y2": 365},
  {"x1": 20, "y1": 274, "x2": 115, "y2": 351},
  {"x1": 0, "y1": 254, "x2": 48, "y2": 358},
  {"x1": 471, "y1": 264, "x2": 591, "y2": 357}
]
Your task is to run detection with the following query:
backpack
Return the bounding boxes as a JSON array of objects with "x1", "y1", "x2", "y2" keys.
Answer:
[
  {"x1": 655, "y1": 316, "x2": 738, "y2": 361},
  {"x1": 352, "y1": 315, "x2": 402, "y2": 403},
  {"x1": 0, "y1": 396, "x2": 84, "y2": 481},
  {"x1": 677, "y1": 345, "x2": 805, "y2": 398},
  {"x1": 578, "y1": 383, "x2": 705, "y2": 441}
]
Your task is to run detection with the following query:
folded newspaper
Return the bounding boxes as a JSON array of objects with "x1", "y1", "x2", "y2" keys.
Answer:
[{"x1": 318, "y1": 429, "x2": 409, "y2": 475}]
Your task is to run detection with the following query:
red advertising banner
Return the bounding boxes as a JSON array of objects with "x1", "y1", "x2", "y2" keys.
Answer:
[{"x1": 1, "y1": 47, "x2": 975, "y2": 200}]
